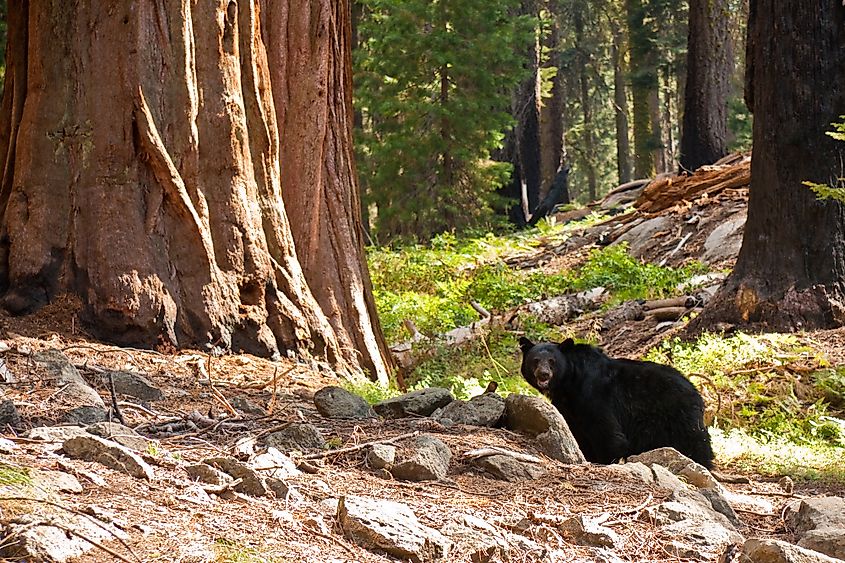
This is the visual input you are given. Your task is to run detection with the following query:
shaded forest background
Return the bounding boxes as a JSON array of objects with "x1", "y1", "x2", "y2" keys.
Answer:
[{"x1": 353, "y1": 0, "x2": 751, "y2": 243}]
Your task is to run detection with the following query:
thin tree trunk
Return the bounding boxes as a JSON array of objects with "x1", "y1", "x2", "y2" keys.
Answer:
[
  {"x1": 626, "y1": 0, "x2": 657, "y2": 178},
  {"x1": 648, "y1": 86, "x2": 666, "y2": 174},
  {"x1": 539, "y1": 1, "x2": 567, "y2": 200},
  {"x1": 679, "y1": 0, "x2": 733, "y2": 171},
  {"x1": 507, "y1": 1, "x2": 543, "y2": 221},
  {"x1": 265, "y1": 0, "x2": 393, "y2": 383},
  {"x1": 693, "y1": 1, "x2": 845, "y2": 331},
  {"x1": 612, "y1": 22, "x2": 632, "y2": 185},
  {"x1": 574, "y1": 9, "x2": 597, "y2": 201}
]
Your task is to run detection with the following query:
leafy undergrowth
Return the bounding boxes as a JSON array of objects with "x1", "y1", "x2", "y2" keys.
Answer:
[
  {"x1": 647, "y1": 332, "x2": 845, "y2": 480},
  {"x1": 369, "y1": 219, "x2": 707, "y2": 343}
]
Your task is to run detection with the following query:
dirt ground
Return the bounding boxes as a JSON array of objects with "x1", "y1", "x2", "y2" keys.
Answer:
[{"x1": 0, "y1": 295, "x2": 841, "y2": 563}]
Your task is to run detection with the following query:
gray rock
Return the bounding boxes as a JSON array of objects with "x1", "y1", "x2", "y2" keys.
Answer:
[
  {"x1": 742, "y1": 538, "x2": 841, "y2": 563},
  {"x1": 629, "y1": 449, "x2": 739, "y2": 527},
  {"x1": 613, "y1": 215, "x2": 673, "y2": 258},
  {"x1": 661, "y1": 518, "x2": 744, "y2": 560},
  {"x1": 229, "y1": 395, "x2": 266, "y2": 416},
  {"x1": 203, "y1": 457, "x2": 269, "y2": 497},
  {"x1": 434, "y1": 393, "x2": 504, "y2": 427},
  {"x1": 559, "y1": 516, "x2": 621, "y2": 549},
  {"x1": 368, "y1": 444, "x2": 396, "y2": 469},
  {"x1": 185, "y1": 464, "x2": 234, "y2": 485},
  {"x1": 605, "y1": 461, "x2": 655, "y2": 483},
  {"x1": 786, "y1": 497, "x2": 845, "y2": 560},
  {"x1": 629, "y1": 448, "x2": 718, "y2": 489},
  {"x1": 62, "y1": 435, "x2": 154, "y2": 480},
  {"x1": 0, "y1": 437, "x2": 16, "y2": 453},
  {"x1": 250, "y1": 447, "x2": 302, "y2": 480},
  {"x1": 391, "y1": 435, "x2": 452, "y2": 481},
  {"x1": 337, "y1": 495, "x2": 451, "y2": 562},
  {"x1": 313, "y1": 386, "x2": 375, "y2": 419},
  {"x1": 798, "y1": 529, "x2": 845, "y2": 560},
  {"x1": 106, "y1": 370, "x2": 164, "y2": 402},
  {"x1": 0, "y1": 512, "x2": 127, "y2": 562},
  {"x1": 472, "y1": 454, "x2": 545, "y2": 482},
  {"x1": 32, "y1": 350, "x2": 105, "y2": 408},
  {"x1": 26, "y1": 425, "x2": 90, "y2": 442},
  {"x1": 642, "y1": 500, "x2": 713, "y2": 526},
  {"x1": 86, "y1": 421, "x2": 151, "y2": 452},
  {"x1": 62, "y1": 406, "x2": 108, "y2": 425},
  {"x1": 374, "y1": 388, "x2": 454, "y2": 419},
  {"x1": 702, "y1": 210, "x2": 746, "y2": 265},
  {"x1": 786, "y1": 497, "x2": 845, "y2": 535},
  {"x1": 33, "y1": 470, "x2": 83, "y2": 494},
  {"x1": 0, "y1": 399, "x2": 22, "y2": 427},
  {"x1": 264, "y1": 423, "x2": 326, "y2": 452},
  {"x1": 265, "y1": 477, "x2": 302, "y2": 503},
  {"x1": 505, "y1": 394, "x2": 585, "y2": 464},
  {"x1": 440, "y1": 513, "x2": 513, "y2": 562}
]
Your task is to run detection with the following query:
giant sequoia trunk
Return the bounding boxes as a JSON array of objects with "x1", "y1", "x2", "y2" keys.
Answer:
[
  {"x1": 0, "y1": 2, "x2": 385, "y2": 379},
  {"x1": 264, "y1": 1, "x2": 392, "y2": 384},
  {"x1": 694, "y1": 1, "x2": 845, "y2": 331},
  {"x1": 679, "y1": 0, "x2": 732, "y2": 172}
]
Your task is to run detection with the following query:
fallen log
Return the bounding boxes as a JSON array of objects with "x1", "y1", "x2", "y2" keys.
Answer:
[
  {"x1": 390, "y1": 287, "x2": 608, "y2": 370},
  {"x1": 635, "y1": 156, "x2": 751, "y2": 215},
  {"x1": 644, "y1": 306, "x2": 702, "y2": 322},
  {"x1": 642, "y1": 296, "x2": 696, "y2": 310}
]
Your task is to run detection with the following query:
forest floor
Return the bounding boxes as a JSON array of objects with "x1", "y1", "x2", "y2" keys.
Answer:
[{"x1": 1, "y1": 165, "x2": 845, "y2": 562}]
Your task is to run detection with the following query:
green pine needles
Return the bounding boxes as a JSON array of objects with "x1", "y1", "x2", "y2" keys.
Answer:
[{"x1": 355, "y1": 0, "x2": 532, "y2": 242}]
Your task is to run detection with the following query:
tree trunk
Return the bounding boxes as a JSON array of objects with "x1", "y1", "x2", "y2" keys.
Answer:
[
  {"x1": 626, "y1": 0, "x2": 657, "y2": 178},
  {"x1": 539, "y1": 2, "x2": 567, "y2": 200},
  {"x1": 612, "y1": 22, "x2": 632, "y2": 185},
  {"x1": 694, "y1": 1, "x2": 845, "y2": 331},
  {"x1": 0, "y1": 1, "x2": 381, "y2": 376},
  {"x1": 574, "y1": 9, "x2": 597, "y2": 201},
  {"x1": 265, "y1": 0, "x2": 393, "y2": 383},
  {"x1": 508, "y1": 1, "x2": 543, "y2": 222},
  {"x1": 679, "y1": 0, "x2": 733, "y2": 172}
]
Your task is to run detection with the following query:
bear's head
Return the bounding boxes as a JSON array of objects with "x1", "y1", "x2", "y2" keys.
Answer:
[{"x1": 518, "y1": 337, "x2": 576, "y2": 394}]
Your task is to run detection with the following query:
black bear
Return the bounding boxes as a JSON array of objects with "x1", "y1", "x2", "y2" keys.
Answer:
[{"x1": 519, "y1": 337, "x2": 713, "y2": 468}]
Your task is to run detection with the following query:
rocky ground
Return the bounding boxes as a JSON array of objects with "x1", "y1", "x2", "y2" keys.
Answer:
[{"x1": 1, "y1": 158, "x2": 844, "y2": 562}]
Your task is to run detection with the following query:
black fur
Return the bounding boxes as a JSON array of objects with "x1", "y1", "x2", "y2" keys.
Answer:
[{"x1": 519, "y1": 337, "x2": 714, "y2": 468}]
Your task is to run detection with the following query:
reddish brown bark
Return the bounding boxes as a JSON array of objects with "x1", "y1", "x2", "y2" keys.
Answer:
[
  {"x1": 0, "y1": 2, "x2": 382, "y2": 376},
  {"x1": 263, "y1": 0, "x2": 393, "y2": 384}
]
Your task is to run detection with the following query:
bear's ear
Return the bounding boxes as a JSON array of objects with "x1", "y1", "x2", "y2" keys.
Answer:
[
  {"x1": 518, "y1": 337, "x2": 535, "y2": 353},
  {"x1": 558, "y1": 338, "x2": 575, "y2": 351}
]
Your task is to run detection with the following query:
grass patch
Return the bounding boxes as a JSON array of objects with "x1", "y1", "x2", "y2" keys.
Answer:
[
  {"x1": 647, "y1": 332, "x2": 845, "y2": 479},
  {"x1": 713, "y1": 427, "x2": 845, "y2": 481},
  {"x1": 370, "y1": 220, "x2": 708, "y2": 343},
  {"x1": 214, "y1": 539, "x2": 291, "y2": 563}
]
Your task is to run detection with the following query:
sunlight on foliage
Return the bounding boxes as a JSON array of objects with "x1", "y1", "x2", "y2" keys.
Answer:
[
  {"x1": 712, "y1": 427, "x2": 845, "y2": 481},
  {"x1": 369, "y1": 224, "x2": 706, "y2": 343},
  {"x1": 0, "y1": 463, "x2": 32, "y2": 488},
  {"x1": 215, "y1": 539, "x2": 291, "y2": 563},
  {"x1": 646, "y1": 332, "x2": 845, "y2": 464}
]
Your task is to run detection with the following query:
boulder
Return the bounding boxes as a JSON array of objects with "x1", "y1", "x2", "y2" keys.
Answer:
[
  {"x1": 367, "y1": 444, "x2": 396, "y2": 469},
  {"x1": 86, "y1": 421, "x2": 151, "y2": 452},
  {"x1": 313, "y1": 386, "x2": 375, "y2": 419},
  {"x1": 264, "y1": 423, "x2": 326, "y2": 452},
  {"x1": 390, "y1": 435, "x2": 452, "y2": 481},
  {"x1": 434, "y1": 392, "x2": 504, "y2": 427},
  {"x1": 61, "y1": 435, "x2": 154, "y2": 480},
  {"x1": 742, "y1": 538, "x2": 842, "y2": 563},
  {"x1": 337, "y1": 495, "x2": 451, "y2": 562},
  {"x1": 374, "y1": 388, "x2": 454, "y2": 419},
  {"x1": 32, "y1": 350, "x2": 104, "y2": 408},
  {"x1": 504, "y1": 394, "x2": 585, "y2": 464},
  {"x1": 105, "y1": 370, "x2": 164, "y2": 402},
  {"x1": 785, "y1": 497, "x2": 845, "y2": 560},
  {"x1": 472, "y1": 454, "x2": 545, "y2": 482}
]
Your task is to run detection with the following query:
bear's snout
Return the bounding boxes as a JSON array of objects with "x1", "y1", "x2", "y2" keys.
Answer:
[{"x1": 533, "y1": 366, "x2": 553, "y2": 390}]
